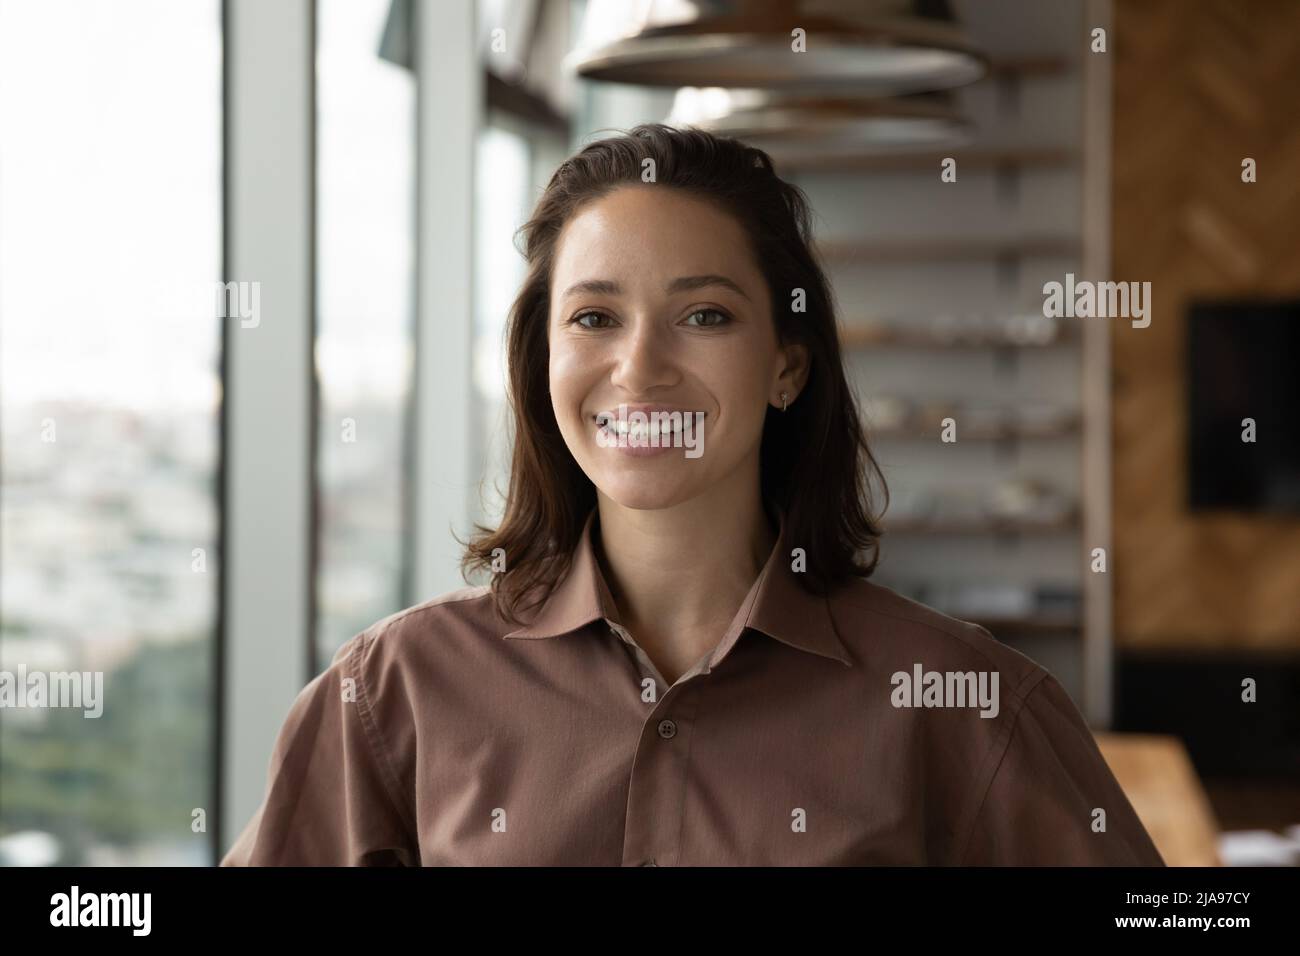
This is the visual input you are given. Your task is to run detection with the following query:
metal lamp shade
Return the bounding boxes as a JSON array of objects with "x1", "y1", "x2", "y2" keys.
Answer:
[{"x1": 568, "y1": 0, "x2": 988, "y2": 95}]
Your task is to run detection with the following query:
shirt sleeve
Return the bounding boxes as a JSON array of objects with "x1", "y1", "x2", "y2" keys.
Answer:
[
  {"x1": 956, "y1": 671, "x2": 1166, "y2": 866},
  {"x1": 220, "y1": 629, "x2": 419, "y2": 866}
]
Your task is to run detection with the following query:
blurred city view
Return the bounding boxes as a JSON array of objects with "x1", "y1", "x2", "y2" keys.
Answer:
[
  {"x1": 2, "y1": 401, "x2": 216, "y2": 864},
  {"x1": 0, "y1": 0, "x2": 220, "y2": 865},
  {"x1": 0, "y1": 0, "x2": 416, "y2": 865}
]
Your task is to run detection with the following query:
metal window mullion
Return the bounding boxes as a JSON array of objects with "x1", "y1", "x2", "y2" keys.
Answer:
[
  {"x1": 219, "y1": 0, "x2": 315, "y2": 856},
  {"x1": 410, "y1": 0, "x2": 478, "y2": 605}
]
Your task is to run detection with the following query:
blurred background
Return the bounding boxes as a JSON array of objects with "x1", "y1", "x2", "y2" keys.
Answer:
[{"x1": 1, "y1": 0, "x2": 1297, "y2": 867}]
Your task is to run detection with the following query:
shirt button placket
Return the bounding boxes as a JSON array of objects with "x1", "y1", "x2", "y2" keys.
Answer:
[{"x1": 621, "y1": 685, "x2": 698, "y2": 868}]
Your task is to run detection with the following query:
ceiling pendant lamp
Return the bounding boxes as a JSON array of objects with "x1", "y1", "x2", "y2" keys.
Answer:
[
  {"x1": 568, "y1": 0, "x2": 988, "y2": 95},
  {"x1": 665, "y1": 85, "x2": 971, "y2": 156}
]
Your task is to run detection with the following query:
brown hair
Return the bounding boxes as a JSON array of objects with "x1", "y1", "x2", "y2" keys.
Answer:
[{"x1": 460, "y1": 123, "x2": 888, "y2": 625}]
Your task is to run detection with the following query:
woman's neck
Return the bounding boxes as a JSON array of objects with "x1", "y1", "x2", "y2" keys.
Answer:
[{"x1": 593, "y1": 480, "x2": 778, "y2": 677}]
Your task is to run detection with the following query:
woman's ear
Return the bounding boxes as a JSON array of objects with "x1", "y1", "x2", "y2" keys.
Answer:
[{"x1": 778, "y1": 341, "x2": 811, "y2": 398}]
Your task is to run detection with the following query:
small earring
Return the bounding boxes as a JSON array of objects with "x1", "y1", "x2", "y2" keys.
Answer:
[{"x1": 780, "y1": 391, "x2": 788, "y2": 412}]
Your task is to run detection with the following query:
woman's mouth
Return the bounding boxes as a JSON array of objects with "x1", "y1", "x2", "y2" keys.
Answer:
[{"x1": 590, "y1": 407, "x2": 707, "y2": 458}]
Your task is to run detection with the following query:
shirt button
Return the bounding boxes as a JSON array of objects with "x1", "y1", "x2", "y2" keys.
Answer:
[{"x1": 657, "y1": 719, "x2": 677, "y2": 739}]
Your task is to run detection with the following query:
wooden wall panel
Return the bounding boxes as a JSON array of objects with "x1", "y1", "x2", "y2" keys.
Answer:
[{"x1": 1111, "y1": 0, "x2": 1300, "y2": 649}]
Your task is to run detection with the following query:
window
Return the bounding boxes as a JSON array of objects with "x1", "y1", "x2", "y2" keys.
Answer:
[
  {"x1": 314, "y1": 0, "x2": 416, "y2": 665},
  {"x1": 0, "y1": 0, "x2": 222, "y2": 865},
  {"x1": 472, "y1": 124, "x2": 532, "y2": 527}
]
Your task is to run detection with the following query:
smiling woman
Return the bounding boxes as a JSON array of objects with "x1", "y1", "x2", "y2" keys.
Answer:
[{"x1": 223, "y1": 124, "x2": 1164, "y2": 867}]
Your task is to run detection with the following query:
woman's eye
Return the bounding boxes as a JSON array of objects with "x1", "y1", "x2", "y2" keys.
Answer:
[
  {"x1": 571, "y1": 311, "x2": 611, "y2": 329},
  {"x1": 683, "y1": 308, "x2": 730, "y2": 328},
  {"x1": 568, "y1": 309, "x2": 729, "y2": 329}
]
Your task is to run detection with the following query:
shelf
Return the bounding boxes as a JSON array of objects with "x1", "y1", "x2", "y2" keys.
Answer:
[
  {"x1": 818, "y1": 237, "x2": 1082, "y2": 261},
  {"x1": 881, "y1": 513, "x2": 1079, "y2": 535},
  {"x1": 870, "y1": 419, "x2": 1081, "y2": 441},
  {"x1": 986, "y1": 56, "x2": 1074, "y2": 77},
  {"x1": 839, "y1": 322, "x2": 1078, "y2": 350},
  {"x1": 968, "y1": 614, "x2": 1081, "y2": 636},
  {"x1": 778, "y1": 146, "x2": 1077, "y2": 175}
]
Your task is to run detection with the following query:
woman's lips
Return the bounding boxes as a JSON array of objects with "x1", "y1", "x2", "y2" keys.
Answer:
[{"x1": 591, "y1": 408, "x2": 706, "y2": 458}]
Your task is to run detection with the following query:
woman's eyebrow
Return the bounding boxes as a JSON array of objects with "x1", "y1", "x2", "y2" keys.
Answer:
[
  {"x1": 667, "y1": 274, "x2": 751, "y2": 301},
  {"x1": 560, "y1": 274, "x2": 751, "y2": 301}
]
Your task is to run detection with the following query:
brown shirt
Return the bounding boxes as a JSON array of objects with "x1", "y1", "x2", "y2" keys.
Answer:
[{"x1": 221, "y1": 505, "x2": 1165, "y2": 866}]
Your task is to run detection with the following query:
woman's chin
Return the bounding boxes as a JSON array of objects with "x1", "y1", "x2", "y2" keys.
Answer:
[{"x1": 594, "y1": 474, "x2": 701, "y2": 512}]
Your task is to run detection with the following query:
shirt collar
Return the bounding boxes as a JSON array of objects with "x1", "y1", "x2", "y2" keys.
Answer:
[{"x1": 502, "y1": 504, "x2": 853, "y2": 669}]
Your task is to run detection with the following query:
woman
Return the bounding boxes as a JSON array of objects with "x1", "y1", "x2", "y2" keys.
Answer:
[{"x1": 222, "y1": 124, "x2": 1164, "y2": 867}]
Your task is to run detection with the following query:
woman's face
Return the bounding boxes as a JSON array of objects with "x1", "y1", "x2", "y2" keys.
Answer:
[{"x1": 547, "y1": 184, "x2": 806, "y2": 511}]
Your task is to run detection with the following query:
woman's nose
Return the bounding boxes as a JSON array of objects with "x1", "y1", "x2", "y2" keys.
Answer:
[{"x1": 609, "y1": 318, "x2": 677, "y2": 393}]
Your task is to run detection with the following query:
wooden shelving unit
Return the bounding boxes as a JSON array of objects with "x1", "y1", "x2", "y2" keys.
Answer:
[{"x1": 777, "y1": 33, "x2": 1102, "y2": 717}]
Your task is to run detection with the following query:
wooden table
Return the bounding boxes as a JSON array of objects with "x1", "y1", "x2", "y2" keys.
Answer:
[{"x1": 1095, "y1": 732, "x2": 1222, "y2": 866}]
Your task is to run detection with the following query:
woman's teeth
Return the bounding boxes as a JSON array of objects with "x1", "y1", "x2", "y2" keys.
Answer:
[{"x1": 598, "y1": 418, "x2": 681, "y2": 440}]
